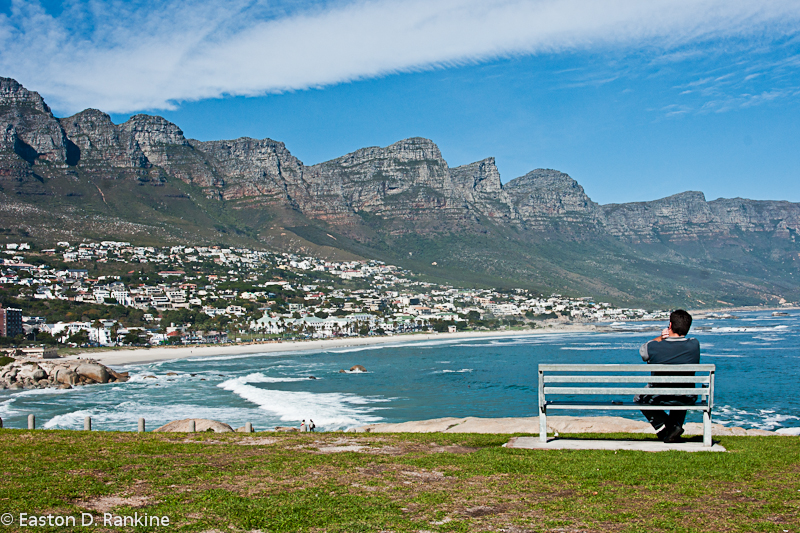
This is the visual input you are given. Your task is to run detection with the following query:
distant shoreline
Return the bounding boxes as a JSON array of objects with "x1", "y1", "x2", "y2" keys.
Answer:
[
  {"x1": 70, "y1": 323, "x2": 603, "y2": 366},
  {"x1": 692, "y1": 305, "x2": 798, "y2": 315},
  {"x1": 68, "y1": 306, "x2": 797, "y2": 367}
]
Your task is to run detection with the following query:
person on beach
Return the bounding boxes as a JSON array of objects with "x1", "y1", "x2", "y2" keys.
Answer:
[
  {"x1": 635, "y1": 309, "x2": 700, "y2": 443},
  {"x1": 300, "y1": 420, "x2": 306, "y2": 432},
  {"x1": 309, "y1": 419, "x2": 316, "y2": 432}
]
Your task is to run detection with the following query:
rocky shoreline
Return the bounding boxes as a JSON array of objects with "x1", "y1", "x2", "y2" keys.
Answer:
[{"x1": 0, "y1": 357, "x2": 128, "y2": 390}]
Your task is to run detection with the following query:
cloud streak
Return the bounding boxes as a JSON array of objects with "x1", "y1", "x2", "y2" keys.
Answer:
[{"x1": 2, "y1": 0, "x2": 800, "y2": 113}]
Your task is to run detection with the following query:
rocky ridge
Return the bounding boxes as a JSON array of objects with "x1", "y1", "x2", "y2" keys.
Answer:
[
  {"x1": 3, "y1": 76, "x2": 800, "y2": 242},
  {"x1": 2, "y1": 76, "x2": 800, "y2": 306}
]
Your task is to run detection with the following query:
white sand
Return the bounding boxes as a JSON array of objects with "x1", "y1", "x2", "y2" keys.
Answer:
[{"x1": 71, "y1": 324, "x2": 601, "y2": 366}]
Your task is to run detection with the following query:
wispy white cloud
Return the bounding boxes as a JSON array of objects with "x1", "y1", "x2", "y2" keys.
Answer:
[{"x1": 1, "y1": 0, "x2": 800, "y2": 113}]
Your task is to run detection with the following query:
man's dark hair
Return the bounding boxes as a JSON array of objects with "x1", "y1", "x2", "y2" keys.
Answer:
[{"x1": 670, "y1": 309, "x2": 692, "y2": 336}]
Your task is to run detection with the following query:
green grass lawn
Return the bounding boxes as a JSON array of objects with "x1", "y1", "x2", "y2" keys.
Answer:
[{"x1": 1, "y1": 430, "x2": 798, "y2": 532}]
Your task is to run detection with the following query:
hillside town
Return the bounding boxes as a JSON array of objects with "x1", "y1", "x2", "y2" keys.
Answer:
[{"x1": 0, "y1": 240, "x2": 668, "y2": 349}]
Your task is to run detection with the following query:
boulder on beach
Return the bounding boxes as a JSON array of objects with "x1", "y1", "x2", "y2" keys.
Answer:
[
  {"x1": 153, "y1": 419, "x2": 234, "y2": 433},
  {"x1": 349, "y1": 365, "x2": 366, "y2": 372},
  {"x1": 0, "y1": 358, "x2": 122, "y2": 390},
  {"x1": 76, "y1": 363, "x2": 110, "y2": 384},
  {"x1": 55, "y1": 368, "x2": 78, "y2": 386},
  {"x1": 108, "y1": 369, "x2": 130, "y2": 382},
  {"x1": 236, "y1": 425, "x2": 255, "y2": 433},
  {"x1": 13, "y1": 363, "x2": 40, "y2": 382}
]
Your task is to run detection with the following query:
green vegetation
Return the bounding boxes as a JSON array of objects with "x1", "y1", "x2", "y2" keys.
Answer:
[
  {"x1": 0, "y1": 430, "x2": 797, "y2": 532},
  {"x1": 0, "y1": 355, "x2": 13, "y2": 366},
  {"x1": 0, "y1": 289, "x2": 148, "y2": 326}
]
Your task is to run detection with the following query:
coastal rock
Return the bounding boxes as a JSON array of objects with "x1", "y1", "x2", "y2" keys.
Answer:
[
  {"x1": 349, "y1": 365, "x2": 367, "y2": 372},
  {"x1": 0, "y1": 358, "x2": 119, "y2": 391},
  {"x1": 55, "y1": 368, "x2": 78, "y2": 386},
  {"x1": 15, "y1": 363, "x2": 45, "y2": 383},
  {"x1": 153, "y1": 419, "x2": 234, "y2": 433},
  {"x1": 76, "y1": 363, "x2": 110, "y2": 384},
  {"x1": 1, "y1": 366, "x2": 18, "y2": 381},
  {"x1": 108, "y1": 369, "x2": 130, "y2": 382},
  {"x1": 235, "y1": 425, "x2": 255, "y2": 433}
]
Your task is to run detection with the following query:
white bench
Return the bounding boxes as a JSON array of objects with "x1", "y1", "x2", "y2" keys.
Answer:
[{"x1": 538, "y1": 364, "x2": 716, "y2": 446}]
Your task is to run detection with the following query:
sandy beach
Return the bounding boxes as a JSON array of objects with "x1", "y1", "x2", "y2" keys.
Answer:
[{"x1": 72, "y1": 323, "x2": 605, "y2": 366}]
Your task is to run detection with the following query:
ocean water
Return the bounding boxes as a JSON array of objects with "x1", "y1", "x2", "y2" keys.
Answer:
[{"x1": 1, "y1": 311, "x2": 798, "y2": 435}]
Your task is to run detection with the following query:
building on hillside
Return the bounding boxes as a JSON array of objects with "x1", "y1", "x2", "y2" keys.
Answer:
[{"x1": 0, "y1": 304, "x2": 23, "y2": 337}]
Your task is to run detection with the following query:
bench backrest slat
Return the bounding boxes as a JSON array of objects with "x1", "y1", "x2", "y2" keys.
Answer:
[
  {"x1": 539, "y1": 364, "x2": 715, "y2": 372},
  {"x1": 544, "y1": 375, "x2": 710, "y2": 384},
  {"x1": 543, "y1": 386, "x2": 709, "y2": 396}
]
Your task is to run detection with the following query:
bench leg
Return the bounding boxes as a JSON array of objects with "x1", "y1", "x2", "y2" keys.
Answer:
[
  {"x1": 703, "y1": 410, "x2": 712, "y2": 447},
  {"x1": 539, "y1": 406, "x2": 547, "y2": 443}
]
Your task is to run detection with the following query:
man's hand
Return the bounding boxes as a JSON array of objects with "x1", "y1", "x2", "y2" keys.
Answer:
[{"x1": 651, "y1": 327, "x2": 670, "y2": 342}]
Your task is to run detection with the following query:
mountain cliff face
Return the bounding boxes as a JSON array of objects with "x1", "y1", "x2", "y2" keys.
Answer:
[
  {"x1": 603, "y1": 192, "x2": 800, "y2": 243},
  {"x1": 303, "y1": 138, "x2": 480, "y2": 233},
  {"x1": 505, "y1": 169, "x2": 604, "y2": 232},
  {"x1": 2, "y1": 76, "x2": 799, "y2": 307},
  {"x1": 191, "y1": 138, "x2": 305, "y2": 203},
  {"x1": 449, "y1": 157, "x2": 516, "y2": 223},
  {"x1": 1, "y1": 78, "x2": 69, "y2": 167}
]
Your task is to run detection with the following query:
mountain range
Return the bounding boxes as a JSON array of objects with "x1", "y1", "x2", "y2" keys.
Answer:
[{"x1": 2, "y1": 76, "x2": 799, "y2": 307}]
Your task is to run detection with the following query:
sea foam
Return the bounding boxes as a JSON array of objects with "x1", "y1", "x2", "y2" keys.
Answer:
[{"x1": 218, "y1": 373, "x2": 385, "y2": 429}]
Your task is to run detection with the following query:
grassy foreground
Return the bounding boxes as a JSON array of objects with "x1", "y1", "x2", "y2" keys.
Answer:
[{"x1": 1, "y1": 430, "x2": 798, "y2": 532}]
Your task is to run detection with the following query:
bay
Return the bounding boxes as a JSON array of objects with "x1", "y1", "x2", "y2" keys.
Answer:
[{"x1": 2, "y1": 311, "x2": 798, "y2": 434}]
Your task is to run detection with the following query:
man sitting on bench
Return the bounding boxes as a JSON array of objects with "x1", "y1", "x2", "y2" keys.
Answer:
[{"x1": 635, "y1": 309, "x2": 700, "y2": 443}]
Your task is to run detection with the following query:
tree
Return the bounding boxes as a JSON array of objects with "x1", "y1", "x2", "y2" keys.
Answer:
[
  {"x1": 66, "y1": 330, "x2": 90, "y2": 346},
  {"x1": 123, "y1": 331, "x2": 143, "y2": 345}
]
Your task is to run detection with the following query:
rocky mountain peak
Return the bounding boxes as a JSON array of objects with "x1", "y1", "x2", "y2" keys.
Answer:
[
  {"x1": 0, "y1": 77, "x2": 68, "y2": 165},
  {"x1": 386, "y1": 137, "x2": 444, "y2": 162},
  {"x1": 0, "y1": 77, "x2": 51, "y2": 115},
  {"x1": 192, "y1": 136, "x2": 306, "y2": 201},
  {"x1": 504, "y1": 169, "x2": 602, "y2": 229},
  {"x1": 506, "y1": 168, "x2": 582, "y2": 190},
  {"x1": 60, "y1": 108, "x2": 149, "y2": 170},
  {"x1": 450, "y1": 157, "x2": 516, "y2": 221},
  {"x1": 120, "y1": 114, "x2": 188, "y2": 146},
  {"x1": 450, "y1": 157, "x2": 503, "y2": 194}
]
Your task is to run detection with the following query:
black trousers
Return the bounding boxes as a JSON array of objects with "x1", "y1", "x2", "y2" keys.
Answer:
[
  {"x1": 637, "y1": 396, "x2": 694, "y2": 431},
  {"x1": 641, "y1": 408, "x2": 687, "y2": 431}
]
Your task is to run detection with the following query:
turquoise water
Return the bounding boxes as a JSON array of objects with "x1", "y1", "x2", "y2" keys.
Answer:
[{"x1": 2, "y1": 311, "x2": 798, "y2": 434}]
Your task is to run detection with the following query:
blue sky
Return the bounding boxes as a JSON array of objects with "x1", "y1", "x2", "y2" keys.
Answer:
[{"x1": 2, "y1": 0, "x2": 800, "y2": 204}]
